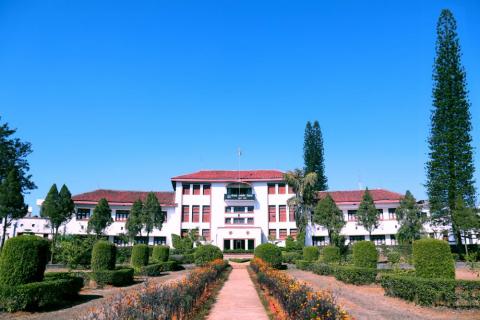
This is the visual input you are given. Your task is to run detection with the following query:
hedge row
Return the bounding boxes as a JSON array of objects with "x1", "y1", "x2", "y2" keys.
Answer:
[
  {"x1": 380, "y1": 274, "x2": 480, "y2": 307},
  {"x1": 135, "y1": 261, "x2": 180, "y2": 276},
  {"x1": 303, "y1": 246, "x2": 319, "y2": 261},
  {"x1": 282, "y1": 251, "x2": 302, "y2": 264},
  {"x1": 90, "y1": 268, "x2": 134, "y2": 287},
  {"x1": 295, "y1": 261, "x2": 377, "y2": 285},
  {"x1": 91, "y1": 241, "x2": 116, "y2": 271},
  {"x1": 295, "y1": 260, "x2": 314, "y2": 271},
  {"x1": 413, "y1": 239, "x2": 455, "y2": 279}
]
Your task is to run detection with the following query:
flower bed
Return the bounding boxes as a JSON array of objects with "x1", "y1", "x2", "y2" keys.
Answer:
[
  {"x1": 250, "y1": 258, "x2": 349, "y2": 320},
  {"x1": 81, "y1": 259, "x2": 229, "y2": 320}
]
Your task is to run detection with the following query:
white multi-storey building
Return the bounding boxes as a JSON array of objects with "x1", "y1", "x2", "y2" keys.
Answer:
[{"x1": 3, "y1": 169, "x2": 473, "y2": 248}]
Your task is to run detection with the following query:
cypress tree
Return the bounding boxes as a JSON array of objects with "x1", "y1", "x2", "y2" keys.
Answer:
[
  {"x1": 357, "y1": 188, "x2": 379, "y2": 238},
  {"x1": 426, "y1": 9, "x2": 476, "y2": 248},
  {"x1": 313, "y1": 193, "x2": 345, "y2": 244},
  {"x1": 396, "y1": 191, "x2": 426, "y2": 244},
  {"x1": 303, "y1": 121, "x2": 327, "y2": 191},
  {"x1": 88, "y1": 198, "x2": 112, "y2": 237},
  {"x1": 126, "y1": 199, "x2": 143, "y2": 240},
  {"x1": 142, "y1": 192, "x2": 164, "y2": 240}
]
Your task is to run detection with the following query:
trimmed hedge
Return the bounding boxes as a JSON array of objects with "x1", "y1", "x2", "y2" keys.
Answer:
[
  {"x1": 0, "y1": 235, "x2": 50, "y2": 286},
  {"x1": 322, "y1": 246, "x2": 340, "y2": 264},
  {"x1": 352, "y1": 241, "x2": 378, "y2": 269},
  {"x1": 282, "y1": 251, "x2": 302, "y2": 264},
  {"x1": 303, "y1": 246, "x2": 320, "y2": 262},
  {"x1": 170, "y1": 253, "x2": 195, "y2": 264},
  {"x1": 254, "y1": 243, "x2": 282, "y2": 269},
  {"x1": 0, "y1": 276, "x2": 83, "y2": 312},
  {"x1": 311, "y1": 262, "x2": 334, "y2": 276},
  {"x1": 131, "y1": 244, "x2": 149, "y2": 269},
  {"x1": 413, "y1": 239, "x2": 454, "y2": 279},
  {"x1": 380, "y1": 274, "x2": 480, "y2": 307},
  {"x1": 136, "y1": 263, "x2": 164, "y2": 276},
  {"x1": 91, "y1": 241, "x2": 116, "y2": 271},
  {"x1": 194, "y1": 245, "x2": 223, "y2": 266},
  {"x1": 334, "y1": 266, "x2": 377, "y2": 285},
  {"x1": 152, "y1": 245, "x2": 170, "y2": 263},
  {"x1": 295, "y1": 260, "x2": 313, "y2": 271},
  {"x1": 90, "y1": 267, "x2": 134, "y2": 287}
]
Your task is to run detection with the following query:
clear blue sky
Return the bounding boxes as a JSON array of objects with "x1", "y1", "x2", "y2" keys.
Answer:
[{"x1": 1, "y1": 1, "x2": 479, "y2": 214}]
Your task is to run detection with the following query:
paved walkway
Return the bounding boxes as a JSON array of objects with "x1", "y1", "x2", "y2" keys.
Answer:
[{"x1": 207, "y1": 262, "x2": 268, "y2": 320}]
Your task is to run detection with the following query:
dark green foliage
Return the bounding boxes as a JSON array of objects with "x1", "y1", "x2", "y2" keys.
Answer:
[
  {"x1": 303, "y1": 246, "x2": 319, "y2": 261},
  {"x1": 125, "y1": 199, "x2": 143, "y2": 239},
  {"x1": 170, "y1": 253, "x2": 195, "y2": 264},
  {"x1": 413, "y1": 238, "x2": 454, "y2": 279},
  {"x1": 152, "y1": 245, "x2": 170, "y2": 263},
  {"x1": 285, "y1": 236, "x2": 303, "y2": 251},
  {"x1": 90, "y1": 267, "x2": 134, "y2": 287},
  {"x1": 142, "y1": 192, "x2": 164, "y2": 238},
  {"x1": 380, "y1": 274, "x2": 480, "y2": 307},
  {"x1": 91, "y1": 240, "x2": 116, "y2": 271},
  {"x1": 229, "y1": 258, "x2": 251, "y2": 263},
  {"x1": 57, "y1": 236, "x2": 96, "y2": 269},
  {"x1": 356, "y1": 189, "x2": 379, "y2": 237},
  {"x1": 295, "y1": 260, "x2": 313, "y2": 271},
  {"x1": 387, "y1": 251, "x2": 401, "y2": 266},
  {"x1": 171, "y1": 233, "x2": 193, "y2": 253},
  {"x1": 303, "y1": 121, "x2": 328, "y2": 191},
  {"x1": 254, "y1": 243, "x2": 282, "y2": 269},
  {"x1": 313, "y1": 194, "x2": 345, "y2": 244},
  {"x1": 334, "y1": 266, "x2": 377, "y2": 285},
  {"x1": 136, "y1": 263, "x2": 164, "y2": 276},
  {"x1": 321, "y1": 246, "x2": 340, "y2": 264},
  {"x1": 116, "y1": 246, "x2": 132, "y2": 264},
  {"x1": 426, "y1": 10, "x2": 476, "y2": 248},
  {"x1": 0, "y1": 235, "x2": 50, "y2": 286},
  {"x1": 311, "y1": 262, "x2": 334, "y2": 276},
  {"x1": 282, "y1": 251, "x2": 302, "y2": 264},
  {"x1": 352, "y1": 241, "x2": 378, "y2": 268},
  {"x1": 223, "y1": 248, "x2": 254, "y2": 254},
  {"x1": 194, "y1": 244, "x2": 223, "y2": 266},
  {"x1": 87, "y1": 198, "x2": 113, "y2": 236},
  {"x1": 396, "y1": 191, "x2": 426, "y2": 244},
  {"x1": 131, "y1": 244, "x2": 149, "y2": 269},
  {"x1": 0, "y1": 276, "x2": 83, "y2": 312}
]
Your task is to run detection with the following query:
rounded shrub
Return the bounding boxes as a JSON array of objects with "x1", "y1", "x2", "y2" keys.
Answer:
[
  {"x1": 254, "y1": 243, "x2": 282, "y2": 268},
  {"x1": 194, "y1": 245, "x2": 223, "y2": 265},
  {"x1": 322, "y1": 246, "x2": 341, "y2": 264},
  {"x1": 91, "y1": 240, "x2": 116, "y2": 271},
  {"x1": 131, "y1": 244, "x2": 149, "y2": 269},
  {"x1": 413, "y1": 238, "x2": 454, "y2": 279},
  {"x1": 302, "y1": 246, "x2": 319, "y2": 262},
  {"x1": 352, "y1": 241, "x2": 378, "y2": 268},
  {"x1": 0, "y1": 235, "x2": 50, "y2": 286},
  {"x1": 387, "y1": 251, "x2": 401, "y2": 266},
  {"x1": 152, "y1": 245, "x2": 170, "y2": 263}
]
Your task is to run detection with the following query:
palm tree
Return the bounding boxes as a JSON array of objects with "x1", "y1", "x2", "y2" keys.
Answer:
[{"x1": 284, "y1": 169, "x2": 318, "y2": 238}]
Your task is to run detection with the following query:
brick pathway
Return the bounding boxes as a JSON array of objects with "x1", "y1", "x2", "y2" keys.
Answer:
[{"x1": 207, "y1": 262, "x2": 268, "y2": 320}]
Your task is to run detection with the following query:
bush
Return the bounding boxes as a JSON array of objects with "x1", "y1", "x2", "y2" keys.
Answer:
[
  {"x1": 131, "y1": 244, "x2": 149, "y2": 269},
  {"x1": 194, "y1": 245, "x2": 223, "y2": 266},
  {"x1": 387, "y1": 251, "x2": 401, "y2": 266},
  {"x1": 352, "y1": 241, "x2": 378, "y2": 269},
  {"x1": 254, "y1": 243, "x2": 282, "y2": 269},
  {"x1": 57, "y1": 236, "x2": 96, "y2": 269},
  {"x1": 91, "y1": 241, "x2": 116, "y2": 271},
  {"x1": 90, "y1": 267, "x2": 134, "y2": 287},
  {"x1": 303, "y1": 246, "x2": 319, "y2": 261},
  {"x1": 0, "y1": 235, "x2": 50, "y2": 286},
  {"x1": 152, "y1": 245, "x2": 170, "y2": 263},
  {"x1": 322, "y1": 246, "x2": 340, "y2": 264},
  {"x1": 161, "y1": 260, "x2": 180, "y2": 271},
  {"x1": 223, "y1": 249, "x2": 254, "y2": 254},
  {"x1": 295, "y1": 260, "x2": 313, "y2": 270},
  {"x1": 413, "y1": 238, "x2": 454, "y2": 279},
  {"x1": 311, "y1": 262, "x2": 334, "y2": 276},
  {"x1": 0, "y1": 276, "x2": 83, "y2": 312},
  {"x1": 282, "y1": 251, "x2": 302, "y2": 264},
  {"x1": 136, "y1": 263, "x2": 164, "y2": 276},
  {"x1": 380, "y1": 274, "x2": 480, "y2": 307},
  {"x1": 334, "y1": 266, "x2": 377, "y2": 285},
  {"x1": 116, "y1": 247, "x2": 132, "y2": 264},
  {"x1": 171, "y1": 234, "x2": 193, "y2": 253}
]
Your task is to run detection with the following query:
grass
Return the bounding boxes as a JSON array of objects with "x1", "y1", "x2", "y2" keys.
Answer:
[{"x1": 247, "y1": 266, "x2": 278, "y2": 320}]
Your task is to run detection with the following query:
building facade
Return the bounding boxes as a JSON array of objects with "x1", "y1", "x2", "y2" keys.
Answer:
[{"x1": 2, "y1": 169, "x2": 474, "y2": 248}]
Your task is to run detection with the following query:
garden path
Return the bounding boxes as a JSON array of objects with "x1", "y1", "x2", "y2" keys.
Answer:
[
  {"x1": 207, "y1": 262, "x2": 268, "y2": 320},
  {"x1": 287, "y1": 268, "x2": 480, "y2": 320}
]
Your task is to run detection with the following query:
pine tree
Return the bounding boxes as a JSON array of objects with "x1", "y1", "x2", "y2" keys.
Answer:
[
  {"x1": 303, "y1": 121, "x2": 327, "y2": 191},
  {"x1": 395, "y1": 191, "x2": 426, "y2": 244},
  {"x1": 88, "y1": 198, "x2": 112, "y2": 237},
  {"x1": 0, "y1": 168, "x2": 28, "y2": 249},
  {"x1": 142, "y1": 192, "x2": 164, "y2": 240},
  {"x1": 126, "y1": 199, "x2": 143, "y2": 240},
  {"x1": 426, "y1": 9, "x2": 476, "y2": 248},
  {"x1": 452, "y1": 197, "x2": 479, "y2": 255},
  {"x1": 313, "y1": 193, "x2": 345, "y2": 244},
  {"x1": 357, "y1": 188, "x2": 379, "y2": 238}
]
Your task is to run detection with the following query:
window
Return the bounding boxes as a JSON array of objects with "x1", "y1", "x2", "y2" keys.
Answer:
[
  {"x1": 248, "y1": 239, "x2": 255, "y2": 249},
  {"x1": 182, "y1": 206, "x2": 190, "y2": 222},
  {"x1": 278, "y1": 183, "x2": 286, "y2": 194},
  {"x1": 224, "y1": 239, "x2": 231, "y2": 250},
  {"x1": 268, "y1": 206, "x2": 276, "y2": 222},
  {"x1": 203, "y1": 184, "x2": 211, "y2": 195},
  {"x1": 279, "y1": 205, "x2": 287, "y2": 222},
  {"x1": 134, "y1": 236, "x2": 148, "y2": 244},
  {"x1": 202, "y1": 206, "x2": 210, "y2": 223},
  {"x1": 233, "y1": 218, "x2": 244, "y2": 224},
  {"x1": 247, "y1": 217, "x2": 254, "y2": 224},
  {"x1": 202, "y1": 229, "x2": 211, "y2": 241},
  {"x1": 234, "y1": 206, "x2": 245, "y2": 213},
  {"x1": 247, "y1": 206, "x2": 254, "y2": 213},
  {"x1": 76, "y1": 208, "x2": 90, "y2": 220},
  {"x1": 347, "y1": 210, "x2": 357, "y2": 221},
  {"x1": 225, "y1": 206, "x2": 232, "y2": 213},
  {"x1": 269, "y1": 229, "x2": 277, "y2": 239},
  {"x1": 390, "y1": 234, "x2": 397, "y2": 245},
  {"x1": 114, "y1": 236, "x2": 128, "y2": 246},
  {"x1": 371, "y1": 235, "x2": 386, "y2": 245},
  {"x1": 192, "y1": 206, "x2": 200, "y2": 222},
  {"x1": 349, "y1": 235, "x2": 365, "y2": 243},
  {"x1": 289, "y1": 206, "x2": 295, "y2": 222},
  {"x1": 388, "y1": 208, "x2": 396, "y2": 220},
  {"x1": 279, "y1": 229, "x2": 287, "y2": 240},
  {"x1": 115, "y1": 210, "x2": 129, "y2": 221},
  {"x1": 225, "y1": 218, "x2": 231, "y2": 224},
  {"x1": 290, "y1": 228, "x2": 298, "y2": 239},
  {"x1": 267, "y1": 184, "x2": 276, "y2": 194},
  {"x1": 312, "y1": 236, "x2": 326, "y2": 246},
  {"x1": 193, "y1": 184, "x2": 201, "y2": 195},
  {"x1": 182, "y1": 184, "x2": 190, "y2": 195},
  {"x1": 377, "y1": 209, "x2": 384, "y2": 220},
  {"x1": 153, "y1": 236, "x2": 166, "y2": 245},
  {"x1": 288, "y1": 185, "x2": 295, "y2": 194}
]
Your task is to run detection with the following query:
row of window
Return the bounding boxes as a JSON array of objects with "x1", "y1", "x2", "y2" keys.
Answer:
[
  {"x1": 268, "y1": 228, "x2": 297, "y2": 240},
  {"x1": 181, "y1": 205, "x2": 210, "y2": 223},
  {"x1": 182, "y1": 184, "x2": 211, "y2": 195},
  {"x1": 225, "y1": 206, "x2": 254, "y2": 213},
  {"x1": 268, "y1": 205, "x2": 295, "y2": 222},
  {"x1": 181, "y1": 228, "x2": 211, "y2": 241},
  {"x1": 347, "y1": 208, "x2": 397, "y2": 221},
  {"x1": 267, "y1": 183, "x2": 294, "y2": 195},
  {"x1": 225, "y1": 217, "x2": 254, "y2": 225},
  {"x1": 77, "y1": 208, "x2": 168, "y2": 222},
  {"x1": 113, "y1": 236, "x2": 167, "y2": 246},
  {"x1": 312, "y1": 234, "x2": 397, "y2": 246}
]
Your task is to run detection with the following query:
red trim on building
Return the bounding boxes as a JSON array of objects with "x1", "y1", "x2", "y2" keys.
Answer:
[
  {"x1": 318, "y1": 189, "x2": 402, "y2": 204},
  {"x1": 72, "y1": 190, "x2": 176, "y2": 207},
  {"x1": 171, "y1": 170, "x2": 284, "y2": 182}
]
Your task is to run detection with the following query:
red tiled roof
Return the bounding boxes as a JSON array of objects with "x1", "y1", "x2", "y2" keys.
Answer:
[
  {"x1": 318, "y1": 189, "x2": 403, "y2": 204},
  {"x1": 72, "y1": 189, "x2": 176, "y2": 206},
  {"x1": 171, "y1": 170, "x2": 284, "y2": 182}
]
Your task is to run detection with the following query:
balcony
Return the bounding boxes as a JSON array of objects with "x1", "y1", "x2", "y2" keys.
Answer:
[{"x1": 224, "y1": 193, "x2": 255, "y2": 201}]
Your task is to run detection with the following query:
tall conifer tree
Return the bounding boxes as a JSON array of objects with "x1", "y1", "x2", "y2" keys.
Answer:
[
  {"x1": 426, "y1": 9, "x2": 476, "y2": 248},
  {"x1": 303, "y1": 121, "x2": 327, "y2": 191}
]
